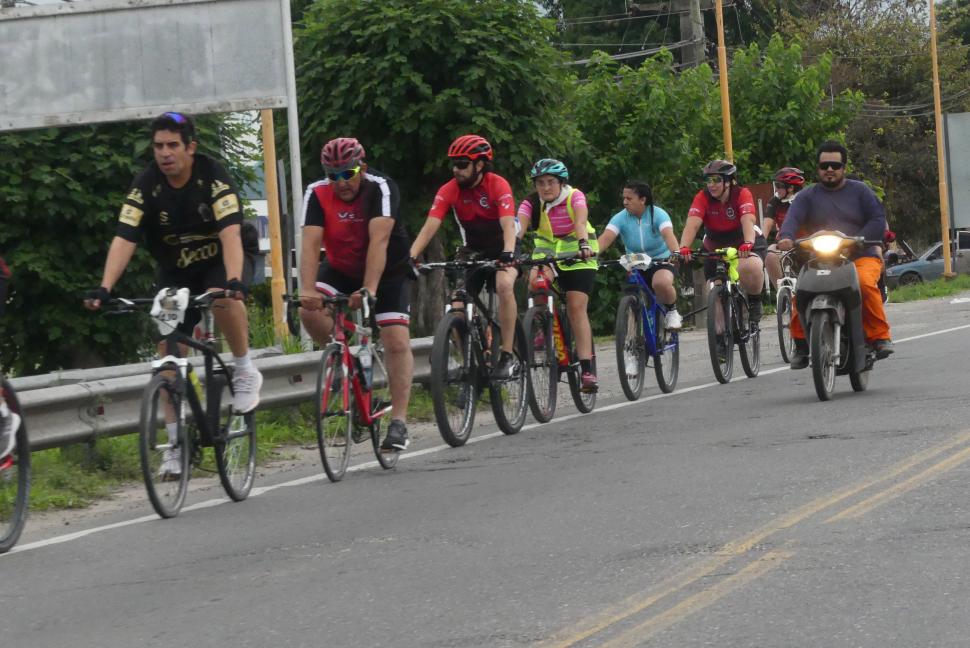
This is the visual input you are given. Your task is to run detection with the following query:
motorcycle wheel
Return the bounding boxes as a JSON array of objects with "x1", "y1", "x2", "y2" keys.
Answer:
[{"x1": 810, "y1": 311, "x2": 837, "y2": 401}]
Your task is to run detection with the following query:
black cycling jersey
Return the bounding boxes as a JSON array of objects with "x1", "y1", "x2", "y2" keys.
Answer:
[{"x1": 115, "y1": 154, "x2": 247, "y2": 272}]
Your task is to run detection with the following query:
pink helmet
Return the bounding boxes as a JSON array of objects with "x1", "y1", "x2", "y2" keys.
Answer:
[{"x1": 321, "y1": 137, "x2": 365, "y2": 170}]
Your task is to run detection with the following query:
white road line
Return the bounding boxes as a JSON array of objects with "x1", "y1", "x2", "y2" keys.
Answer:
[{"x1": 7, "y1": 322, "x2": 966, "y2": 556}]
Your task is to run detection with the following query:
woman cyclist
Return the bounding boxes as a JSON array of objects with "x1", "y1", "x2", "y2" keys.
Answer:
[
  {"x1": 763, "y1": 167, "x2": 805, "y2": 289},
  {"x1": 517, "y1": 159, "x2": 599, "y2": 392}
]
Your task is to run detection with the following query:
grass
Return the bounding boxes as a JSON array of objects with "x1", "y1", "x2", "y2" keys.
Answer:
[{"x1": 888, "y1": 275, "x2": 970, "y2": 303}]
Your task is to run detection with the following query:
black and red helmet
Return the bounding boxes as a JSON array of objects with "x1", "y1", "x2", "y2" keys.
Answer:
[
  {"x1": 773, "y1": 167, "x2": 806, "y2": 187},
  {"x1": 447, "y1": 134, "x2": 493, "y2": 161},
  {"x1": 321, "y1": 137, "x2": 366, "y2": 170}
]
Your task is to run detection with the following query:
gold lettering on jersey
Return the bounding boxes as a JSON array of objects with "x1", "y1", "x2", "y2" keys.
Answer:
[
  {"x1": 119, "y1": 204, "x2": 144, "y2": 227},
  {"x1": 211, "y1": 180, "x2": 231, "y2": 198},
  {"x1": 177, "y1": 242, "x2": 220, "y2": 268},
  {"x1": 159, "y1": 211, "x2": 170, "y2": 225},
  {"x1": 164, "y1": 233, "x2": 217, "y2": 246},
  {"x1": 127, "y1": 188, "x2": 144, "y2": 205},
  {"x1": 213, "y1": 194, "x2": 240, "y2": 221}
]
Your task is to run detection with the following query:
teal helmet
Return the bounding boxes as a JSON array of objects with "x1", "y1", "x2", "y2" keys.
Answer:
[{"x1": 529, "y1": 158, "x2": 569, "y2": 182}]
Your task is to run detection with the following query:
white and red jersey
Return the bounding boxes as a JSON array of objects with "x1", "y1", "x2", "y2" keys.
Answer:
[
  {"x1": 687, "y1": 185, "x2": 756, "y2": 247},
  {"x1": 428, "y1": 172, "x2": 515, "y2": 255}
]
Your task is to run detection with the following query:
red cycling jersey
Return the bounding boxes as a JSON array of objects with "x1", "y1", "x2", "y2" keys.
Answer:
[
  {"x1": 687, "y1": 185, "x2": 756, "y2": 246},
  {"x1": 428, "y1": 172, "x2": 516, "y2": 254}
]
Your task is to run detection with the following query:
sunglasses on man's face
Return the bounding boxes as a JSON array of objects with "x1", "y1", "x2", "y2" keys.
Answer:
[
  {"x1": 326, "y1": 165, "x2": 361, "y2": 182},
  {"x1": 451, "y1": 158, "x2": 473, "y2": 170},
  {"x1": 818, "y1": 161, "x2": 845, "y2": 171}
]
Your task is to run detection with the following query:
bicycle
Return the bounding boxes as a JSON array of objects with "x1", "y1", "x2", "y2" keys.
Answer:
[
  {"x1": 601, "y1": 253, "x2": 679, "y2": 400},
  {"x1": 422, "y1": 259, "x2": 528, "y2": 446},
  {"x1": 775, "y1": 249, "x2": 798, "y2": 363},
  {"x1": 295, "y1": 292, "x2": 398, "y2": 482},
  {"x1": 0, "y1": 374, "x2": 30, "y2": 553},
  {"x1": 520, "y1": 254, "x2": 597, "y2": 422},
  {"x1": 106, "y1": 288, "x2": 257, "y2": 518},
  {"x1": 695, "y1": 248, "x2": 761, "y2": 383}
]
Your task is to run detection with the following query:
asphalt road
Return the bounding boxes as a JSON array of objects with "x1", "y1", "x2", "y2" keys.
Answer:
[{"x1": 3, "y1": 293, "x2": 970, "y2": 647}]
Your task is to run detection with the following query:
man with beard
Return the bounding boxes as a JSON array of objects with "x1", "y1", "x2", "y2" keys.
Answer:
[{"x1": 777, "y1": 140, "x2": 894, "y2": 369}]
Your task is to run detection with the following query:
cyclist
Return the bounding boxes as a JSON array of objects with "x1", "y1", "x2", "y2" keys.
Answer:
[
  {"x1": 678, "y1": 160, "x2": 766, "y2": 330},
  {"x1": 763, "y1": 167, "x2": 806, "y2": 289},
  {"x1": 777, "y1": 140, "x2": 894, "y2": 368},
  {"x1": 0, "y1": 255, "x2": 19, "y2": 460},
  {"x1": 410, "y1": 135, "x2": 520, "y2": 379},
  {"x1": 597, "y1": 180, "x2": 682, "y2": 330},
  {"x1": 298, "y1": 137, "x2": 413, "y2": 451},
  {"x1": 84, "y1": 112, "x2": 263, "y2": 474},
  {"x1": 517, "y1": 158, "x2": 599, "y2": 391}
]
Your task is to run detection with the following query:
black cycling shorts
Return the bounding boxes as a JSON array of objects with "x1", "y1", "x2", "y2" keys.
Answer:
[
  {"x1": 637, "y1": 260, "x2": 678, "y2": 286},
  {"x1": 556, "y1": 267, "x2": 597, "y2": 295},
  {"x1": 702, "y1": 234, "x2": 767, "y2": 280},
  {"x1": 155, "y1": 254, "x2": 256, "y2": 335},
  {"x1": 315, "y1": 263, "x2": 411, "y2": 327}
]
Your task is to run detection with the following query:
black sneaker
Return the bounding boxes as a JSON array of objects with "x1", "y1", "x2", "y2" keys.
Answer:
[
  {"x1": 492, "y1": 351, "x2": 519, "y2": 381},
  {"x1": 873, "y1": 339, "x2": 895, "y2": 359},
  {"x1": 381, "y1": 419, "x2": 409, "y2": 452},
  {"x1": 790, "y1": 339, "x2": 809, "y2": 370}
]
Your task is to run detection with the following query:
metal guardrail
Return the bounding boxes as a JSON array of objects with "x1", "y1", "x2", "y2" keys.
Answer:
[{"x1": 13, "y1": 338, "x2": 434, "y2": 452}]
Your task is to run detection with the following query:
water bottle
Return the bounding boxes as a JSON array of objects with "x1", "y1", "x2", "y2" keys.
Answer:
[{"x1": 357, "y1": 344, "x2": 373, "y2": 389}]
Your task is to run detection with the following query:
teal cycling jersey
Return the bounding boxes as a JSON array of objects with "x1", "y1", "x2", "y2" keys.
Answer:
[{"x1": 605, "y1": 205, "x2": 673, "y2": 259}]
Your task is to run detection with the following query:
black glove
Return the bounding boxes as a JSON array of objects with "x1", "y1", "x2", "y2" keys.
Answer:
[
  {"x1": 498, "y1": 250, "x2": 516, "y2": 265},
  {"x1": 408, "y1": 257, "x2": 423, "y2": 279},
  {"x1": 225, "y1": 278, "x2": 249, "y2": 299},
  {"x1": 86, "y1": 286, "x2": 111, "y2": 307}
]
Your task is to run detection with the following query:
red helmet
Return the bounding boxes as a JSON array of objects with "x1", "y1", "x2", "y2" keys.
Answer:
[
  {"x1": 773, "y1": 167, "x2": 805, "y2": 187},
  {"x1": 321, "y1": 137, "x2": 365, "y2": 170},
  {"x1": 447, "y1": 134, "x2": 493, "y2": 161}
]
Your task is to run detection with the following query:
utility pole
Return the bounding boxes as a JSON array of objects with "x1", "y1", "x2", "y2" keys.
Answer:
[
  {"x1": 714, "y1": 0, "x2": 733, "y2": 161},
  {"x1": 678, "y1": 0, "x2": 705, "y2": 68},
  {"x1": 929, "y1": 0, "x2": 955, "y2": 278}
]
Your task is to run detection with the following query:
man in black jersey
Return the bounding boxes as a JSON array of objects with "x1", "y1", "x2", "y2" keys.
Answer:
[{"x1": 85, "y1": 113, "x2": 262, "y2": 474}]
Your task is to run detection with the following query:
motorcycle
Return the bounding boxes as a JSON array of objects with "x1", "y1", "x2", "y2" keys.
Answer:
[{"x1": 794, "y1": 231, "x2": 886, "y2": 401}]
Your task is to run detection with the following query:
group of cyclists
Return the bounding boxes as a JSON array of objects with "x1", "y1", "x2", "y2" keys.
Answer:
[{"x1": 0, "y1": 112, "x2": 897, "y2": 472}]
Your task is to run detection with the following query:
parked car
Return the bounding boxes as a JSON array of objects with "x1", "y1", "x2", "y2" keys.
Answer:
[{"x1": 884, "y1": 231, "x2": 970, "y2": 288}]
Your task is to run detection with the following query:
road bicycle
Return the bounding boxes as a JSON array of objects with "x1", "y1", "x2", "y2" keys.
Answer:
[
  {"x1": 602, "y1": 253, "x2": 679, "y2": 400},
  {"x1": 301, "y1": 292, "x2": 399, "y2": 482},
  {"x1": 695, "y1": 248, "x2": 761, "y2": 383},
  {"x1": 107, "y1": 288, "x2": 257, "y2": 518},
  {"x1": 775, "y1": 249, "x2": 798, "y2": 363},
  {"x1": 520, "y1": 254, "x2": 597, "y2": 422},
  {"x1": 422, "y1": 259, "x2": 528, "y2": 446},
  {"x1": 0, "y1": 373, "x2": 30, "y2": 553}
]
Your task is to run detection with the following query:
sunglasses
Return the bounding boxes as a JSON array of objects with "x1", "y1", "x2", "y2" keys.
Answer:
[
  {"x1": 451, "y1": 158, "x2": 473, "y2": 170},
  {"x1": 163, "y1": 112, "x2": 188, "y2": 124},
  {"x1": 773, "y1": 181, "x2": 791, "y2": 191},
  {"x1": 818, "y1": 161, "x2": 845, "y2": 171},
  {"x1": 326, "y1": 165, "x2": 362, "y2": 182},
  {"x1": 705, "y1": 175, "x2": 724, "y2": 186}
]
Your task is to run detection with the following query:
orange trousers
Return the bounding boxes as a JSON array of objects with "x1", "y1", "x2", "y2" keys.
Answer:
[{"x1": 790, "y1": 256, "x2": 891, "y2": 343}]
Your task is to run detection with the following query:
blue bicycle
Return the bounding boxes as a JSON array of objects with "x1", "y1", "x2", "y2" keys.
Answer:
[{"x1": 605, "y1": 254, "x2": 680, "y2": 399}]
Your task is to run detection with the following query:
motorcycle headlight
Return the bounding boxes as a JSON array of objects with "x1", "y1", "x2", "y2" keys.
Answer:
[{"x1": 812, "y1": 235, "x2": 843, "y2": 255}]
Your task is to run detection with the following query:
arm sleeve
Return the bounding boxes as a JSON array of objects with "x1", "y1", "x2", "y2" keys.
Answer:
[
  {"x1": 114, "y1": 174, "x2": 149, "y2": 243},
  {"x1": 428, "y1": 182, "x2": 457, "y2": 220},
  {"x1": 302, "y1": 186, "x2": 326, "y2": 227},
  {"x1": 765, "y1": 197, "x2": 779, "y2": 220},
  {"x1": 655, "y1": 207, "x2": 674, "y2": 231},
  {"x1": 492, "y1": 175, "x2": 516, "y2": 217},
  {"x1": 737, "y1": 188, "x2": 756, "y2": 217},
  {"x1": 209, "y1": 162, "x2": 244, "y2": 230},
  {"x1": 687, "y1": 191, "x2": 708, "y2": 222},
  {"x1": 605, "y1": 211, "x2": 624, "y2": 236},
  {"x1": 570, "y1": 189, "x2": 588, "y2": 210},
  {"x1": 517, "y1": 199, "x2": 534, "y2": 220},
  {"x1": 860, "y1": 185, "x2": 887, "y2": 242}
]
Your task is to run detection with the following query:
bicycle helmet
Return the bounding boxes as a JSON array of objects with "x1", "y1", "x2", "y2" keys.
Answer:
[
  {"x1": 529, "y1": 158, "x2": 569, "y2": 182},
  {"x1": 320, "y1": 137, "x2": 365, "y2": 170},
  {"x1": 773, "y1": 167, "x2": 805, "y2": 187},
  {"x1": 702, "y1": 159, "x2": 737, "y2": 179},
  {"x1": 447, "y1": 134, "x2": 493, "y2": 161}
]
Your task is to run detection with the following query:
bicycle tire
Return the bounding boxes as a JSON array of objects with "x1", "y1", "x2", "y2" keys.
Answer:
[
  {"x1": 707, "y1": 284, "x2": 734, "y2": 383},
  {"x1": 489, "y1": 318, "x2": 529, "y2": 435},
  {"x1": 737, "y1": 295, "x2": 761, "y2": 378},
  {"x1": 615, "y1": 294, "x2": 645, "y2": 401},
  {"x1": 523, "y1": 305, "x2": 558, "y2": 423},
  {"x1": 810, "y1": 311, "x2": 837, "y2": 401},
  {"x1": 653, "y1": 310, "x2": 679, "y2": 394},
  {"x1": 139, "y1": 373, "x2": 189, "y2": 519},
  {"x1": 215, "y1": 403, "x2": 257, "y2": 501},
  {"x1": 0, "y1": 379, "x2": 30, "y2": 553},
  {"x1": 368, "y1": 350, "x2": 398, "y2": 469},
  {"x1": 776, "y1": 285, "x2": 794, "y2": 364},
  {"x1": 430, "y1": 311, "x2": 477, "y2": 447},
  {"x1": 316, "y1": 344, "x2": 353, "y2": 482}
]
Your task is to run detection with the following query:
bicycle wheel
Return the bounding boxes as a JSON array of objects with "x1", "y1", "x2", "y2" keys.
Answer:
[
  {"x1": 316, "y1": 344, "x2": 352, "y2": 482},
  {"x1": 368, "y1": 349, "x2": 398, "y2": 469},
  {"x1": 810, "y1": 311, "x2": 837, "y2": 401},
  {"x1": 522, "y1": 305, "x2": 557, "y2": 423},
  {"x1": 653, "y1": 310, "x2": 679, "y2": 393},
  {"x1": 139, "y1": 373, "x2": 189, "y2": 519},
  {"x1": 615, "y1": 294, "x2": 646, "y2": 401},
  {"x1": 430, "y1": 311, "x2": 477, "y2": 447},
  {"x1": 706, "y1": 284, "x2": 734, "y2": 383},
  {"x1": 737, "y1": 295, "x2": 761, "y2": 378},
  {"x1": 489, "y1": 318, "x2": 529, "y2": 435},
  {"x1": 776, "y1": 285, "x2": 794, "y2": 363},
  {"x1": 215, "y1": 389, "x2": 257, "y2": 501},
  {"x1": 0, "y1": 379, "x2": 30, "y2": 553}
]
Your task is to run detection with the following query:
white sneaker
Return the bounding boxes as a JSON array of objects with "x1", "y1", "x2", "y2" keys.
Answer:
[
  {"x1": 159, "y1": 447, "x2": 182, "y2": 479},
  {"x1": 0, "y1": 412, "x2": 20, "y2": 459},
  {"x1": 665, "y1": 309, "x2": 683, "y2": 330},
  {"x1": 232, "y1": 367, "x2": 263, "y2": 413}
]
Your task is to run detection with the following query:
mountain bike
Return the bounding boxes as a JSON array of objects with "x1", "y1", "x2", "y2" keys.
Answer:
[
  {"x1": 775, "y1": 249, "x2": 798, "y2": 363},
  {"x1": 602, "y1": 253, "x2": 679, "y2": 400},
  {"x1": 107, "y1": 288, "x2": 257, "y2": 518},
  {"x1": 300, "y1": 292, "x2": 398, "y2": 482},
  {"x1": 422, "y1": 259, "x2": 528, "y2": 446},
  {"x1": 520, "y1": 254, "x2": 597, "y2": 422},
  {"x1": 0, "y1": 374, "x2": 30, "y2": 553},
  {"x1": 695, "y1": 248, "x2": 761, "y2": 384}
]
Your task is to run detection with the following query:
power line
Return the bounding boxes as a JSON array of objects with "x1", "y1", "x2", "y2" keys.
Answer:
[{"x1": 565, "y1": 39, "x2": 697, "y2": 66}]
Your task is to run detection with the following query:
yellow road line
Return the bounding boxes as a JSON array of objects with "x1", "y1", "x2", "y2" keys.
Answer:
[
  {"x1": 598, "y1": 550, "x2": 795, "y2": 648},
  {"x1": 538, "y1": 429, "x2": 970, "y2": 647},
  {"x1": 826, "y1": 443, "x2": 970, "y2": 522}
]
